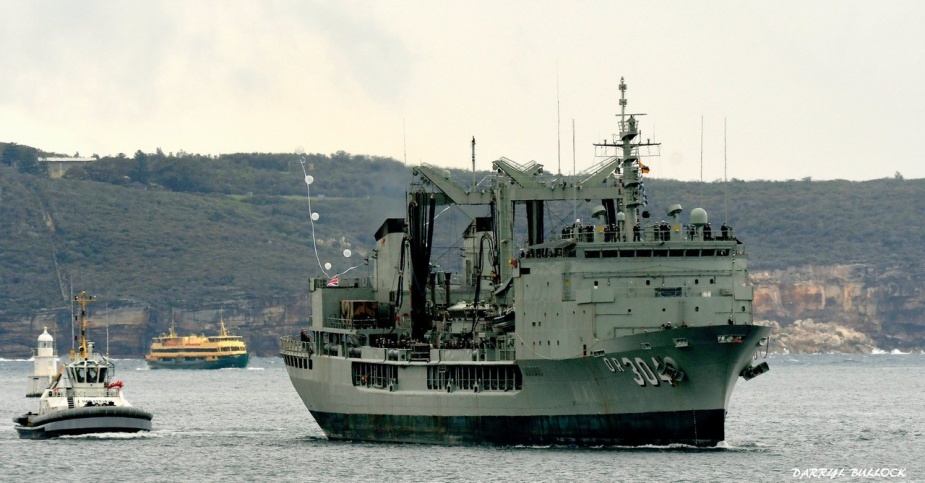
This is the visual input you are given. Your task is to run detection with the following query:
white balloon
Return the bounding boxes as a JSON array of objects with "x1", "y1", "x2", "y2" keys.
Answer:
[
  {"x1": 304, "y1": 175, "x2": 314, "y2": 185},
  {"x1": 324, "y1": 262, "x2": 332, "y2": 270},
  {"x1": 311, "y1": 212, "x2": 320, "y2": 221},
  {"x1": 343, "y1": 249, "x2": 352, "y2": 258}
]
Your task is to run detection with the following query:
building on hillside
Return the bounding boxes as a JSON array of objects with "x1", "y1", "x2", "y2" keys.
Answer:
[{"x1": 39, "y1": 156, "x2": 97, "y2": 178}]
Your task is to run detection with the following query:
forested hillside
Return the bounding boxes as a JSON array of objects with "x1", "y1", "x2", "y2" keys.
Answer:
[{"x1": 2, "y1": 142, "x2": 923, "y2": 316}]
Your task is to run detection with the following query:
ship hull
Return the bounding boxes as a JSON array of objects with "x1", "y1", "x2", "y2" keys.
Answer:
[
  {"x1": 284, "y1": 325, "x2": 771, "y2": 446},
  {"x1": 13, "y1": 406, "x2": 153, "y2": 440},
  {"x1": 311, "y1": 409, "x2": 725, "y2": 446},
  {"x1": 146, "y1": 353, "x2": 249, "y2": 370}
]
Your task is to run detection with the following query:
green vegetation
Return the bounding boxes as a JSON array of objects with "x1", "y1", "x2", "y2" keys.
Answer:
[{"x1": 1, "y1": 141, "x2": 923, "y2": 314}]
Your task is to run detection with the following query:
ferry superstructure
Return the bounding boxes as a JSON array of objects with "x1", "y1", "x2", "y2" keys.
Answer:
[{"x1": 280, "y1": 79, "x2": 770, "y2": 446}]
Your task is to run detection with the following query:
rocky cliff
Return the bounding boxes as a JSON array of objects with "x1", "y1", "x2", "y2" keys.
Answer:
[
  {"x1": 753, "y1": 264, "x2": 925, "y2": 353},
  {"x1": 0, "y1": 295, "x2": 311, "y2": 359},
  {"x1": 2, "y1": 264, "x2": 924, "y2": 357}
]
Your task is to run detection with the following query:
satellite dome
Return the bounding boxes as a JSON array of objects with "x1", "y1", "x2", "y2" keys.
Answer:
[
  {"x1": 690, "y1": 208, "x2": 708, "y2": 226},
  {"x1": 591, "y1": 205, "x2": 606, "y2": 219}
]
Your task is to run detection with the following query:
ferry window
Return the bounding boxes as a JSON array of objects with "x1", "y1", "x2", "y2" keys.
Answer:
[
  {"x1": 99, "y1": 368, "x2": 107, "y2": 381},
  {"x1": 619, "y1": 250, "x2": 635, "y2": 258},
  {"x1": 602, "y1": 250, "x2": 618, "y2": 258},
  {"x1": 685, "y1": 249, "x2": 700, "y2": 257},
  {"x1": 669, "y1": 249, "x2": 684, "y2": 257},
  {"x1": 585, "y1": 251, "x2": 600, "y2": 259},
  {"x1": 76, "y1": 367, "x2": 86, "y2": 383},
  {"x1": 653, "y1": 250, "x2": 668, "y2": 257},
  {"x1": 87, "y1": 367, "x2": 97, "y2": 382},
  {"x1": 637, "y1": 249, "x2": 652, "y2": 257},
  {"x1": 701, "y1": 249, "x2": 716, "y2": 257}
]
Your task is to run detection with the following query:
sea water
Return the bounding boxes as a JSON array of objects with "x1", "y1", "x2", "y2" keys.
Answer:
[{"x1": 1, "y1": 354, "x2": 923, "y2": 482}]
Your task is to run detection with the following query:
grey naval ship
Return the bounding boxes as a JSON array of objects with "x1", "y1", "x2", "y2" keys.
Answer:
[{"x1": 280, "y1": 79, "x2": 771, "y2": 446}]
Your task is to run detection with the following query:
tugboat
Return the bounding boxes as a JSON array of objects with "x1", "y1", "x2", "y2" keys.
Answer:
[
  {"x1": 279, "y1": 78, "x2": 771, "y2": 446},
  {"x1": 146, "y1": 315, "x2": 249, "y2": 370},
  {"x1": 14, "y1": 291, "x2": 153, "y2": 439},
  {"x1": 26, "y1": 327, "x2": 59, "y2": 397}
]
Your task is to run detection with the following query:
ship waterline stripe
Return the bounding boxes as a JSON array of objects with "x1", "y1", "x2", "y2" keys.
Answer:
[{"x1": 310, "y1": 409, "x2": 726, "y2": 447}]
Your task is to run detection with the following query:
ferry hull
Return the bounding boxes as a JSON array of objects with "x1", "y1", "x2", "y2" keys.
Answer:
[
  {"x1": 146, "y1": 353, "x2": 249, "y2": 370},
  {"x1": 284, "y1": 325, "x2": 770, "y2": 447},
  {"x1": 14, "y1": 406, "x2": 153, "y2": 440}
]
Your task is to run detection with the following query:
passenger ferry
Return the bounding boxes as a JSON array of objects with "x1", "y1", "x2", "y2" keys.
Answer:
[{"x1": 146, "y1": 319, "x2": 249, "y2": 369}]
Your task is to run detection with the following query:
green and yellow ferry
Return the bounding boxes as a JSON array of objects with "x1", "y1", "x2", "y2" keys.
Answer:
[{"x1": 146, "y1": 319, "x2": 249, "y2": 369}]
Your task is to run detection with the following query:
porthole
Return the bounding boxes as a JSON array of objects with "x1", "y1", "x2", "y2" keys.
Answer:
[
  {"x1": 645, "y1": 280, "x2": 651, "y2": 286},
  {"x1": 695, "y1": 306, "x2": 700, "y2": 312}
]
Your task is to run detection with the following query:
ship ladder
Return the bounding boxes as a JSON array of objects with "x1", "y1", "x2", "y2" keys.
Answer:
[{"x1": 67, "y1": 396, "x2": 75, "y2": 409}]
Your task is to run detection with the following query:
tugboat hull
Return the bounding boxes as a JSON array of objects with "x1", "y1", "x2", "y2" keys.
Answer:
[{"x1": 13, "y1": 406, "x2": 153, "y2": 440}]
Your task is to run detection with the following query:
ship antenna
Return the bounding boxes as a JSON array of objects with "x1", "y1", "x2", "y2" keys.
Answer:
[
  {"x1": 572, "y1": 118, "x2": 578, "y2": 228},
  {"x1": 471, "y1": 136, "x2": 476, "y2": 188},
  {"x1": 557, "y1": 68, "x2": 561, "y2": 175},
  {"x1": 699, "y1": 115, "x2": 704, "y2": 205},
  {"x1": 69, "y1": 275, "x2": 74, "y2": 352},
  {"x1": 105, "y1": 302, "x2": 110, "y2": 358},
  {"x1": 403, "y1": 118, "x2": 407, "y2": 165},
  {"x1": 724, "y1": 117, "x2": 728, "y2": 223}
]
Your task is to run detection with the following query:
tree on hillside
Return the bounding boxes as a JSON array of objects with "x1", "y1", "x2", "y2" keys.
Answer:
[
  {"x1": 134, "y1": 150, "x2": 150, "y2": 184},
  {"x1": 3, "y1": 143, "x2": 46, "y2": 175},
  {"x1": 2, "y1": 143, "x2": 20, "y2": 167}
]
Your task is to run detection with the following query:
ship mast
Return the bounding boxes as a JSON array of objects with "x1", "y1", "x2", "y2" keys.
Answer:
[
  {"x1": 71, "y1": 291, "x2": 94, "y2": 360},
  {"x1": 592, "y1": 77, "x2": 658, "y2": 238}
]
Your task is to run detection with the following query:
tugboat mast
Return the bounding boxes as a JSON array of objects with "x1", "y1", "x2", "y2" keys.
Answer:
[{"x1": 71, "y1": 291, "x2": 93, "y2": 360}]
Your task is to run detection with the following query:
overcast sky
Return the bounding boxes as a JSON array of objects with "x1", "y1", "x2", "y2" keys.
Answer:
[{"x1": 2, "y1": 1, "x2": 923, "y2": 181}]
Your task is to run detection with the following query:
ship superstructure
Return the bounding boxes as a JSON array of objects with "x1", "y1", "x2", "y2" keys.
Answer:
[{"x1": 280, "y1": 79, "x2": 770, "y2": 446}]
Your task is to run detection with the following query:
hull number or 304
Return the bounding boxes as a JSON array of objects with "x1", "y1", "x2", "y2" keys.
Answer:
[{"x1": 603, "y1": 356, "x2": 677, "y2": 387}]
